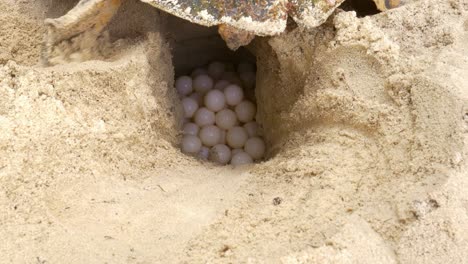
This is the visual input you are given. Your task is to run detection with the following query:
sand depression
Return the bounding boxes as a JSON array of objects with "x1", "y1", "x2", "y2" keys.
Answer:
[{"x1": 0, "y1": 0, "x2": 467, "y2": 263}]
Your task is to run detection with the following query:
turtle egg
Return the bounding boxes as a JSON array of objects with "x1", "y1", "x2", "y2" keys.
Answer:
[
  {"x1": 208, "y1": 61, "x2": 225, "y2": 79},
  {"x1": 219, "y1": 130, "x2": 226, "y2": 145},
  {"x1": 209, "y1": 144, "x2": 232, "y2": 165},
  {"x1": 183, "y1": 122, "x2": 199, "y2": 136},
  {"x1": 193, "y1": 74, "x2": 214, "y2": 94},
  {"x1": 214, "y1": 80, "x2": 230, "y2": 91},
  {"x1": 215, "y1": 109, "x2": 237, "y2": 130},
  {"x1": 244, "y1": 137, "x2": 266, "y2": 160},
  {"x1": 244, "y1": 122, "x2": 258, "y2": 137},
  {"x1": 226, "y1": 126, "x2": 248, "y2": 148},
  {"x1": 194, "y1": 107, "x2": 215, "y2": 127},
  {"x1": 224, "y1": 84, "x2": 244, "y2": 106},
  {"x1": 189, "y1": 92, "x2": 203, "y2": 105},
  {"x1": 204, "y1": 90, "x2": 226, "y2": 112},
  {"x1": 235, "y1": 100, "x2": 256, "y2": 123},
  {"x1": 221, "y1": 71, "x2": 243, "y2": 86},
  {"x1": 181, "y1": 135, "x2": 202, "y2": 154},
  {"x1": 181, "y1": 97, "x2": 199, "y2": 118},
  {"x1": 199, "y1": 125, "x2": 222, "y2": 147},
  {"x1": 180, "y1": 61, "x2": 263, "y2": 165},
  {"x1": 231, "y1": 148, "x2": 244, "y2": 156},
  {"x1": 198, "y1": 146, "x2": 210, "y2": 160},
  {"x1": 175, "y1": 76, "x2": 193, "y2": 96},
  {"x1": 191, "y1": 67, "x2": 208, "y2": 78},
  {"x1": 231, "y1": 151, "x2": 253, "y2": 166}
]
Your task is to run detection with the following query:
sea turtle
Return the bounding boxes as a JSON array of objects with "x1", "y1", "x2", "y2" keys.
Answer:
[{"x1": 42, "y1": 0, "x2": 401, "y2": 64}]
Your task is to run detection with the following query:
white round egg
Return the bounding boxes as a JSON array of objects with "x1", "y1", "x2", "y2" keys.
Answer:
[
  {"x1": 183, "y1": 122, "x2": 199, "y2": 136},
  {"x1": 207, "y1": 61, "x2": 225, "y2": 79},
  {"x1": 231, "y1": 151, "x2": 253, "y2": 166},
  {"x1": 191, "y1": 68, "x2": 208, "y2": 78},
  {"x1": 215, "y1": 109, "x2": 237, "y2": 130},
  {"x1": 219, "y1": 130, "x2": 226, "y2": 145},
  {"x1": 193, "y1": 107, "x2": 216, "y2": 127},
  {"x1": 198, "y1": 146, "x2": 210, "y2": 160},
  {"x1": 194, "y1": 107, "x2": 215, "y2": 127},
  {"x1": 235, "y1": 100, "x2": 256, "y2": 123},
  {"x1": 204, "y1": 89, "x2": 226, "y2": 112},
  {"x1": 199, "y1": 125, "x2": 222, "y2": 147},
  {"x1": 189, "y1": 92, "x2": 203, "y2": 105},
  {"x1": 175, "y1": 76, "x2": 193, "y2": 96},
  {"x1": 214, "y1": 80, "x2": 230, "y2": 91},
  {"x1": 231, "y1": 148, "x2": 244, "y2": 156},
  {"x1": 221, "y1": 71, "x2": 243, "y2": 86},
  {"x1": 181, "y1": 135, "x2": 202, "y2": 154},
  {"x1": 224, "y1": 84, "x2": 244, "y2": 106},
  {"x1": 209, "y1": 144, "x2": 232, "y2": 165},
  {"x1": 193, "y1": 74, "x2": 214, "y2": 94},
  {"x1": 243, "y1": 121, "x2": 258, "y2": 137},
  {"x1": 244, "y1": 137, "x2": 266, "y2": 160},
  {"x1": 226, "y1": 126, "x2": 248, "y2": 148},
  {"x1": 181, "y1": 97, "x2": 199, "y2": 118}
]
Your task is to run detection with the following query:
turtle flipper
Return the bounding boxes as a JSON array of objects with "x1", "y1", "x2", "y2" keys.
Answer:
[
  {"x1": 42, "y1": 0, "x2": 122, "y2": 65},
  {"x1": 218, "y1": 24, "x2": 255, "y2": 51}
]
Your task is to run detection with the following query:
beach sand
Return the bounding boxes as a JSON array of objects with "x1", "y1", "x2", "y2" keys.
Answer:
[{"x1": 0, "y1": 0, "x2": 467, "y2": 262}]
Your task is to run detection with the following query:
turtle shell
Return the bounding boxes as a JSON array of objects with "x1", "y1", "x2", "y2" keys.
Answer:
[{"x1": 141, "y1": 0, "x2": 346, "y2": 36}]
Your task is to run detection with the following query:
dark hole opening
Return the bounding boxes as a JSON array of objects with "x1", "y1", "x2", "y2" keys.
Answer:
[
  {"x1": 341, "y1": 0, "x2": 381, "y2": 17},
  {"x1": 165, "y1": 14, "x2": 255, "y2": 77}
]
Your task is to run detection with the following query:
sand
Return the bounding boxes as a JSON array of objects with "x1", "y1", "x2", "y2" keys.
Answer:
[{"x1": 0, "y1": 0, "x2": 467, "y2": 263}]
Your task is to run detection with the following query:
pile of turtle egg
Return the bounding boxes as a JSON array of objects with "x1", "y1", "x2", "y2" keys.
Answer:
[{"x1": 176, "y1": 61, "x2": 265, "y2": 165}]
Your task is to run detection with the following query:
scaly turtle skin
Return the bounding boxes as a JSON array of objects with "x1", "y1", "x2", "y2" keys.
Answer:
[{"x1": 42, "y1": 0, "x2": 401, "y2": 64}]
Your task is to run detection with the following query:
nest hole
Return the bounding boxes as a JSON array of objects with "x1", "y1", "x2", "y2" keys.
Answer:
[
  {"x1": 41, "y1": 0, "x2": 267, "y2": 166},
  {"x1": 166, "y1": 15, "x2": 266, "y2": 166},
  {"x1": 342, "y1": 0, "x2": 381, "y2": 17}
]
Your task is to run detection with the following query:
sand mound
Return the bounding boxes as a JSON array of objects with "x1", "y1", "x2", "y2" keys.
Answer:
[{"x1": 0, "y1": 0, "x2": 467, "y2": 263}]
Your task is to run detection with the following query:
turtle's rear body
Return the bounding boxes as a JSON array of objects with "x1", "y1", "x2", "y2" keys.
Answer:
[
  {"x1": 141, "y1": 0, "x2": 287, "y2": 35},
  {"x1": 42, "y1": 0, "x2": 401, "y2": 65}
]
